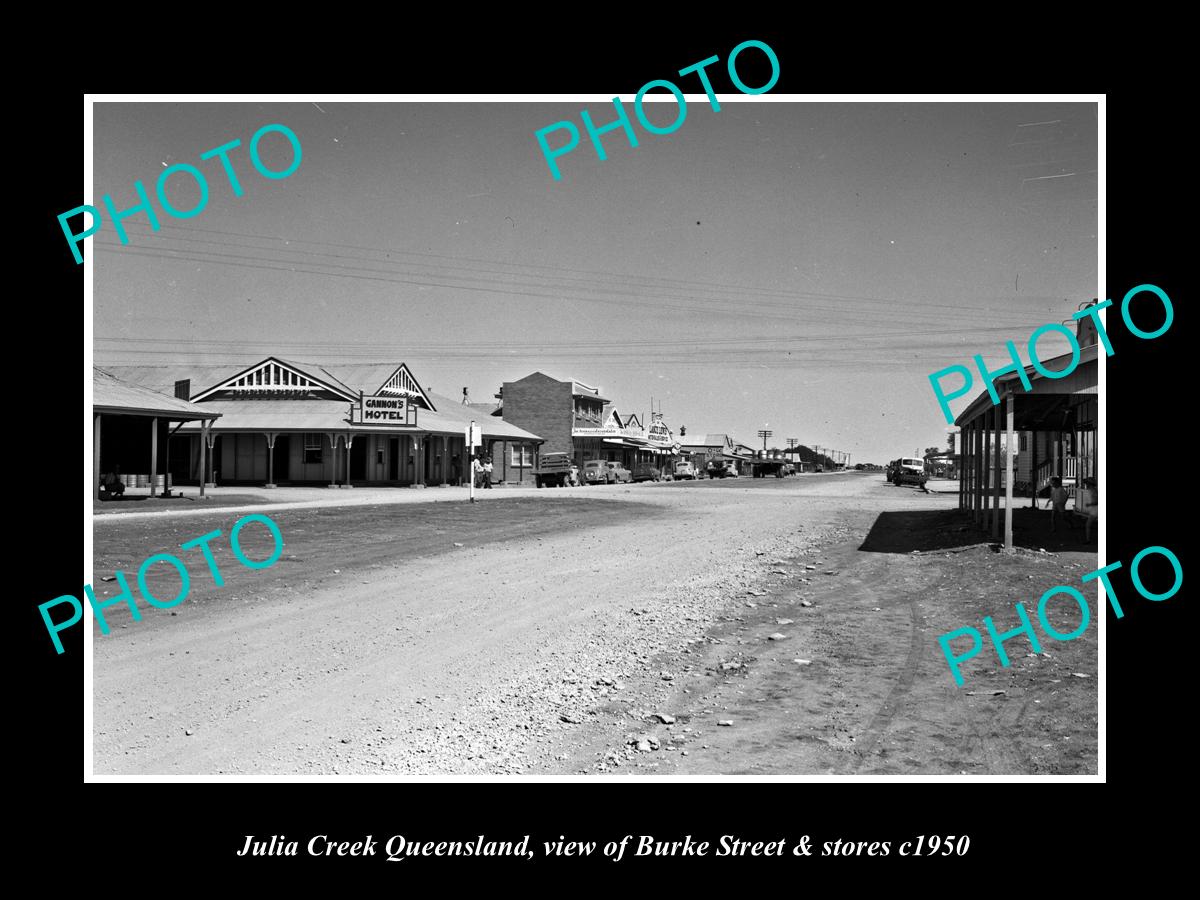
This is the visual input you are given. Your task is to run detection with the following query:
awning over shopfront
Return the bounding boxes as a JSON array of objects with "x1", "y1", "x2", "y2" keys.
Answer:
[
  {"x1": 103, "y1": 357, "x2": 543, "y2": 488},
  {"x1": 93, "y1": 367, "x2": 222, "y2": 500},
  {"x1": 954, "y1": 342, "x2": 1098, "y2": 551}
]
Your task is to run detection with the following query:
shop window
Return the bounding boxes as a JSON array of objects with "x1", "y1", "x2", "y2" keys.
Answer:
[{"x1": 304, "y1": 433, "x2": 323, "y2": 465}]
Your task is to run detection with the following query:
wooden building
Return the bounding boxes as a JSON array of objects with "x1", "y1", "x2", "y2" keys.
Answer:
[
  {"x1": 103, "y1": 358, "x2": 542, "y2": 488},
  {"x1": 954, "y1": 311, "x2": 1099, "y2": 550}
]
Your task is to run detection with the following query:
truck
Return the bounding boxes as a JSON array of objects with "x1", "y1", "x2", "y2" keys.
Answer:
[{"x1": 533, "y1": 452, "x2": 579, "y2": 488}]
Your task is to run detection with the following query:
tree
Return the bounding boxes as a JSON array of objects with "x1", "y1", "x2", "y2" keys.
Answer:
[{"x1": 923, "y1": 446, "x2": 941, "y2": 459}]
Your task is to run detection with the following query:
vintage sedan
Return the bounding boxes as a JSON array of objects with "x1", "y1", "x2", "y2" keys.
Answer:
[{"x1": 582, "y1": 460, "x2": 633, "y2": 484}]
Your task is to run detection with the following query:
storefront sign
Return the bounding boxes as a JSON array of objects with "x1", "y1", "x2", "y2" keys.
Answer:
[
  {"x1": 353, "y1": 394, "x2": 416, "y2": 426},
  {"x1": 572, "y1": 425, "x2": 641, "y2": 438}
]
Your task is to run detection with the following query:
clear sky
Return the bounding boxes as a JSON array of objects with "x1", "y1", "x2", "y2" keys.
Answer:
[{"x1": 93, "y1": 99, "x2": 1097, "y2": 463}]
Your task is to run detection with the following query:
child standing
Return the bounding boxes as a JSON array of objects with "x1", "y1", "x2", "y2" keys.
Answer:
[{"x1": 1046, "y1": 475, "x2": 1069, "y2": 532}]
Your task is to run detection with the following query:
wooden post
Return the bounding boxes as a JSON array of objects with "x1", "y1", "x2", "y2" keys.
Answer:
[
  {"x1": 94, "y1": 414, "x2": 102, "y2": 500},
  {"x1": 962, "y1": 427, "x2": 969, "y2": 512},
  {"x1": 1005, "y1": 391, "x2": 1015, "y2": 551},
  {"x1": 979, "y1": 417, "x2": 987, "y2": 523},
  {"x1": 344, "y1": 434, "x2": 353, "y2": 487},
  {"x1": 328, "y1": 433, "x2": 338, "y2": 487},
  {"x1": 978, "y1": 415, "x2": 987, "y2": 524},
  {"x1": 206, "y1": 429, "x2": 217, "y2": 487},
  {"x1": 963, "y1": 425, "x2": 970, "y2": 512},
  {"x1": 199, "y1": 421, "x2": 207, "y2": 498},
  {"x1": 969, "y1": 422, "x2": 977, "y2": 516},
  {"x1": 150, "y1": 417, "x2": 159, "y2": 499},
  {"x1": 441, "y1": 435, "x2": 448, "y2": 486},
  {"x1": 966, "y1": 423, "x2": 973, "y2": 515},
  {"x1": 265, "y1": 432, "x2": 277, "y2": 488},
  {"x1": 992, "y1": 402, "x2": 1002, "y2": 540},
  {"x1": 958, "y1": 429, "x2": 965, "y2": 510},
  {"x1": 1030, "y1": 428, "x2": 1038, "y2": 507}
]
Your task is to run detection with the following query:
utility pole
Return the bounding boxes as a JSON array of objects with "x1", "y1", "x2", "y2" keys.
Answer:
[{"x1": 757, "y1": 429, "x2": 773, "y2": 450}]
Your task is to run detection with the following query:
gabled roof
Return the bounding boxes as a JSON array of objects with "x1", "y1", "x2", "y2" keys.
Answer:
[{"x1": 190, "y1": 357, "x2": 359, "y2": 402}]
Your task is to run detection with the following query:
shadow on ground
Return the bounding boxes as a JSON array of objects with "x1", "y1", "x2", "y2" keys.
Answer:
[{"x1": 859, "y1": 507, "x2": 1098, "y2": 554}]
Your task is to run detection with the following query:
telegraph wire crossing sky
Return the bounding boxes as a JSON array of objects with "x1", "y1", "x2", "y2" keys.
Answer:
[{"x1": 92, "y1": 100, "x2": 1097, "y2": 463}]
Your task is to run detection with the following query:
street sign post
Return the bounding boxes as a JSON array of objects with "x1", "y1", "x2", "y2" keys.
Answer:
[{"x1": 467, "y1": 421, "x2": 481, "y2": 502}]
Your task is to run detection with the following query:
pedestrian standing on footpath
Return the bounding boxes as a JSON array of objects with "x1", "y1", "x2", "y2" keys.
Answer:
[
  {"x1": 483, "y1": 456, "x2": 493, "y2": 489},
  {"x1": 472, "y1": 455, "x2": 484, "y2": 489}
]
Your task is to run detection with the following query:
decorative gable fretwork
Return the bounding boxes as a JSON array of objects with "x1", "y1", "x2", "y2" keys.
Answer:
[
  {"x1": 376, "y1": 364, "x2": 436, "y2": 411},
  {"x1": 192, "y1": 358, "x2": 357, "y2": 402}
]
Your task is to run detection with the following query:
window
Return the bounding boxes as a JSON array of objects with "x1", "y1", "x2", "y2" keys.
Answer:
[
  {"x1": 1019, "y1": 433, "x2": 1027, "y2": 452},
  {"x1": 304, "y1": 433, "x2": 323, "y2": 465},
  {"x1": 510, "y1": 445, "x2": 533, "y2": 467}
]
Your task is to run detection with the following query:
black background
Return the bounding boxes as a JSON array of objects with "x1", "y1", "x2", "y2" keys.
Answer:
[{"x1": 24, "y1": 26, "x2": 1185, "y2": 885}]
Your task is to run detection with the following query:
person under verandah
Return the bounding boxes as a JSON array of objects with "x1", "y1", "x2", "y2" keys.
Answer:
[
  {"x1": 1045, "y1": 476, "x2": 1070, "y2": 532},
  {"x1": 1078, "y1": 477, "x2": 1098, "y2": 541},
  {"x1": 101, "y1": 467, "x2": 125, "y2": 497}
]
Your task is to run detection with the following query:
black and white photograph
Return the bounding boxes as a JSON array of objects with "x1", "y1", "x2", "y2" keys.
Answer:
[{"x1": 81, "y1": 92, "x2": 1103, "y2": 780}]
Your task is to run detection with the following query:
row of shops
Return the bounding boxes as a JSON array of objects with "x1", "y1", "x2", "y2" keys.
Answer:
[
  {"x1": 494, "y1": 372, "x2": 682, "y2": 475},
  {"x1": 93, "y1": 358, "x2": 543, "y2": 495},
  {"x1": 93, "y1": 358, "x2": 809, "y2": 496}
]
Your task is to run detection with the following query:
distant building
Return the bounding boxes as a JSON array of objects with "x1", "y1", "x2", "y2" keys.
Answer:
[{"x1": 498, "y1": 372, "x2": 679, "y2": 474}]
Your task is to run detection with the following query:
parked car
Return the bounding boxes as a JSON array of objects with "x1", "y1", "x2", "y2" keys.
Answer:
[
  {"x1": 583, "y1": 460, "x2": 632, "y2": 484},
  {"x1": 707, "y1": 461, "x2": 738, "y2": 478},
  {"x1": 674, "y1": 461, "x2": 697, "y2": 480},
  {"x1": 891, "y1": 457, "x2": 928, "y2": 486},
  {"x1": 632, "y1": 463, "x2": 662, "y2": 483}
]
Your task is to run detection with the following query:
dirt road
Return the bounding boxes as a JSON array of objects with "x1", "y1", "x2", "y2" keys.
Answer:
[{"x1": 91, "y1": 474, "x2": 1097, "y2": 775}]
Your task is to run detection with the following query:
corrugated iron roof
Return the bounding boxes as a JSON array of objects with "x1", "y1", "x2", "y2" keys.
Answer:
[
  {"x1": 176, "y1": 399, "x2": 349, "y2": 431},
  {"x1": 954, "y1": 345, "x2": 1098, "y2": 426},
  {"x1": 98, "y1": 360, "x2": 543, "y2": 440},
  {"x1": 94, "y1": 368, "x2": 221, "y2": 420}
]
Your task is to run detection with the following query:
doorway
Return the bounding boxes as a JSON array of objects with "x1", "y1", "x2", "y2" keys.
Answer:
[
  {"x1": 350, "y1": 437, "x2": 366, "y2": 481},
  {"x1": 388, "y1": 437, "x2": 399, "y2": 481},
  {"x1": 274, "y1": 434, "x2": 291, "y2": 482}
]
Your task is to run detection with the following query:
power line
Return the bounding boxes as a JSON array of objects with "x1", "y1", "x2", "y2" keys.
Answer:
[
  {"x1": 96, "y1": 240, "x2": 1058, "y2": 338},
  {"x1": 114, "y1": 219, "x2": 1063, "y2": 318}
]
